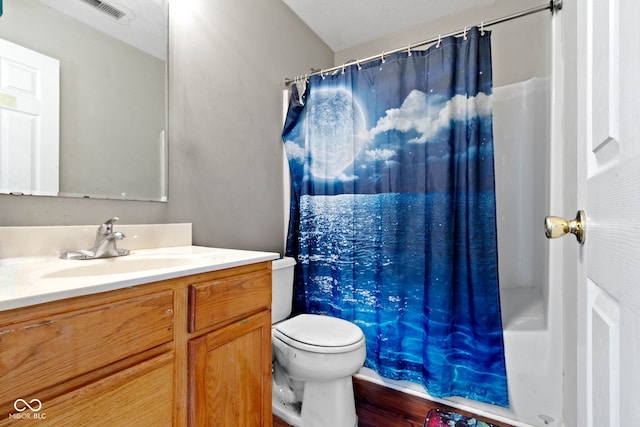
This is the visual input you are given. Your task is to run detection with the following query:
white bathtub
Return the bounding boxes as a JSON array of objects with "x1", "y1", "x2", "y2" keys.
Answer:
[
  {"x1": 355, "y1": 285, "x2": 563, "y2": 427},
  {"x1": 354, "y1": 78, "x2": 564, "y2": 427}
]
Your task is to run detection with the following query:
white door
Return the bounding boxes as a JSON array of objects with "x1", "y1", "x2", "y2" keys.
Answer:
[
  {"x1": 575, "y1": 0, "x2": 640, "y2": 425},
  {"x1": 0, "y1": 37, "x2": 59, "y2": 196}
]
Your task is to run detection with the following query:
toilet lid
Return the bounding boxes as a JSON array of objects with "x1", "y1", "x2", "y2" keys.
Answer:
[{"x1": 274, "y1": 314, "x2": 364, "y2": 350}]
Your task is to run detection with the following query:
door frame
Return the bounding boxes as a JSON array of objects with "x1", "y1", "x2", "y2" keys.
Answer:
[{"x1": 554, "y1": 2, "x2": 581, "y2": 426}]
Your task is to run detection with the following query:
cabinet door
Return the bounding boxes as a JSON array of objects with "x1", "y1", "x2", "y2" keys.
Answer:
[
  {"x1": 1, "y1": 353, "x2": 173, "y2": 426},
  {"x1": 188, "y1": 269, "x2": 271, "y2": 332},
  {"x1": 0, "y1": 290, "x2": 174, "y2": 412},
  {"x1": 188, "y1": 310, "x2": 272, "y2": 427}
]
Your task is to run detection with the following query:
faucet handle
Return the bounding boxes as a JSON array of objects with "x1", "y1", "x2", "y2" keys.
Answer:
[{"x1": 98, "y1": 217, "x2": 120, "y2": 234}]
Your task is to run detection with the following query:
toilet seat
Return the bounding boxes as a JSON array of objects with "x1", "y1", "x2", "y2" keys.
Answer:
[{"x1": 273, "y1": 314, "x2": 365, "y2": 354}]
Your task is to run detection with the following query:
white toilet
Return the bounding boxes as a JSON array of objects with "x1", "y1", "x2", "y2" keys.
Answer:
[{"x1": 271, "y1": 257, "x2": 366, "y2": 427}]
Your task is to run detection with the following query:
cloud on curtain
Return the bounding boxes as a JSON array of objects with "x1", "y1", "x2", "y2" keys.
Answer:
[{"x1": 283, "y1": 27, "x2": 509, "y2": 407}]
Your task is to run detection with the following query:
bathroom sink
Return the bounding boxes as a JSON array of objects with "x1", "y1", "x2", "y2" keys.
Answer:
[
  {"x1": 42, "y1": 257, "x2": 198, "y2": 278},
  {"x1": 1, "y1": 233, "x2": 280, "y2": 311}
]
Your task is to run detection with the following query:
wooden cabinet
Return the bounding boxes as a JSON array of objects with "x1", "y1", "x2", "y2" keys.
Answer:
[
  {"x1": 188, "y1": 269, "x2": 271, "y2": 333},
  {"x1": 0, "y1": 290, "x2": 174, "y2": 426},
  {"x1": 33, "y1": 353, "x2": 174, "y2": 426},
  {"x1": 187, "y1": 268, "x2": 272, "y2": 427},
  {"x1": 188, "y1": 310, "x2": 272, "y2": 426},
  {"x1": 0, "y1": 261, "x2": 273, "y2": 427}
]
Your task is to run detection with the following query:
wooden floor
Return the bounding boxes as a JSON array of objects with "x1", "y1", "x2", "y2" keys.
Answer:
[{"x1": 273, "y1": 377, "x2": 514, "y2": 427}]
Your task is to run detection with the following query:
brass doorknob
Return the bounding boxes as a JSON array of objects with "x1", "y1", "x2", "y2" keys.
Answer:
[{"x1": 544, "y1": 210, "x2": 586, "y2": 244}]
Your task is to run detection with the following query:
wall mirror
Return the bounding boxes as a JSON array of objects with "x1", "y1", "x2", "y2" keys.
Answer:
[{"x1": 0, "y1": 0, "x2": 168, "y2": 201}]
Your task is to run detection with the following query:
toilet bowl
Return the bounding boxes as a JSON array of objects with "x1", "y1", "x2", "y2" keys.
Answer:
[{"x1": 271, "y1": 258, "x2": 366, "y2": 427}]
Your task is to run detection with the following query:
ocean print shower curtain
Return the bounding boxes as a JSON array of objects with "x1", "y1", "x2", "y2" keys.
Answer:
[{"x1": 283, "y1": 27, "x2": 508, "y2": 406}]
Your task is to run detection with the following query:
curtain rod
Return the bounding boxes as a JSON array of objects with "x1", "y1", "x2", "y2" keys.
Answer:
[{"x1": 284, "y1": 0, "x2": 562, "y2": 85}]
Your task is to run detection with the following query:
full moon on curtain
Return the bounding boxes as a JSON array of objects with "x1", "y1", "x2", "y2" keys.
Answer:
[{"x1": 283, "y1": 27, "x2": 508, "y2": 407}]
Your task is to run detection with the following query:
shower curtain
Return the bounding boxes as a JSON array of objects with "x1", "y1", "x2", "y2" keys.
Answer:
[{"x1": 283, "y1": 27, "x2": 508, "y2": 406}]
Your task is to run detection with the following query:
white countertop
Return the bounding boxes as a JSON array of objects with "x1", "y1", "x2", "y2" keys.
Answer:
[{"x1": 0, "y1": 246, "x2": 280, "y2": 312}]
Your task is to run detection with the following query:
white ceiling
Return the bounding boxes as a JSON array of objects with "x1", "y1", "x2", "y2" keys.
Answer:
[
  {"x1": 39, "y1": 0, "x2": 167, "y2": 60},
  {"x1": 282, "y1": 0, "x2": 496, "y2": 52},
  {"x1": 38, "y1": 0, "x2": 492, "y2": 61}
]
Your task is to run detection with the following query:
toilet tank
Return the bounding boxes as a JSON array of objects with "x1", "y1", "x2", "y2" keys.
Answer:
[{"x1": 271, "y1": 257, "x2": 296, "y2": 323}]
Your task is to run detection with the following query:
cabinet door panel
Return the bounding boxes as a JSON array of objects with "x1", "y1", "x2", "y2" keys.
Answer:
[
  {"x1": 188, "y1": 270, "x2": 271, "y2": 332},
  {"x1": 0, "y1": 353, "x2": 174, "y2": 426},
  {"x1": 0, "y1": 290, "x2": 174, "y2": 406},
  {"x1": 188, "y1": 310, "x2": 272, "y2": 427}
]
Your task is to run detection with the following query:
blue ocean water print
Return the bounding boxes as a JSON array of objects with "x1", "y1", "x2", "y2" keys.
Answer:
[{"x1": 283, "y1": 28, "x2": 508, "y2": 406}]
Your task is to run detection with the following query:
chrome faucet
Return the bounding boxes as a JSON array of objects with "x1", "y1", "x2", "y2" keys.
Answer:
[{"x1": 61, "y1": 217, "x2": 130, "y2": 260}]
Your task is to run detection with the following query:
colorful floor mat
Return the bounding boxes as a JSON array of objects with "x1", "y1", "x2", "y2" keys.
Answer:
[{"x1": 424, "y1": 408, "x2": 499, "y2": 427}]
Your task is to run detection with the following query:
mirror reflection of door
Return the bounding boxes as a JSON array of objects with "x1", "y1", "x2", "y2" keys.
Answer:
[{"x1": 0, "y1": 37, "x2": 59, "y2": 196}]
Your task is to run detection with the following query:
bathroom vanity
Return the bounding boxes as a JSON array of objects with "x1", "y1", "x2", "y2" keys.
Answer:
[{"x1": 0, "y1": 224, "x2": 278, "y2": 426}]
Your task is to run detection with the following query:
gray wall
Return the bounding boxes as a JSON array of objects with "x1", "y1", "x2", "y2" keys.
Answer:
[
  {"x1": 0, "y1": 0, "x2": 332, "y2": 257},
  {"x1": 164, "y1": 0, "x2": 333, "y2": 253}
]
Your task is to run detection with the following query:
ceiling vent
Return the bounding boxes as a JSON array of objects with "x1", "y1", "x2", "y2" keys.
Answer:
[{"x1": 79, "y1": 0, "x2": 126, "y2": 20}]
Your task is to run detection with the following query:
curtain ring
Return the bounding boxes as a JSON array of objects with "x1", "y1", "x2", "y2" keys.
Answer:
[
  {"x1": 356, "y1": 60, "x2": 362, "y2": 70},
  {"x1": 464, "y1": 27, "x2": 468, "y2": 40},
  {"x1": 436, "y1": 35, "x2": 441, "y2": 48},
  {"x1": 481, "y1": 22, "x2": 485, "y2": 35},
  {"x1": 407, "y1": 43, "x2": 412, "y2": 57},
  {"x1": 381, "y1": 51, "x2": 386, "y2": 64},
  {"x1": 342, "y1": 64, "x2": 346, "y2": 74},
  {"x1": 320, "y1": 69, "x2": 325, "y2": 80}
]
